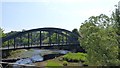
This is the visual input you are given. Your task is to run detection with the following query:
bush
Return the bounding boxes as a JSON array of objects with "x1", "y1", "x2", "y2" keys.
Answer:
[
  {"x1": 63, "y1": 52, "x2": 87, "y2": 62},
  {"x1": 63, "y1": 61, "x2": 68, "y2": 66}
]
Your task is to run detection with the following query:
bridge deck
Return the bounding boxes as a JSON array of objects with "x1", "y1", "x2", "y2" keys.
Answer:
[{"x1": 1, "y1": 44, "x2": 78, "y2": 51}]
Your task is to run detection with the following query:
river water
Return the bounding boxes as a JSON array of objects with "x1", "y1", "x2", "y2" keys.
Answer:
[{"x1": 13, "y1": 49, "x2": 70, "y2": 67}]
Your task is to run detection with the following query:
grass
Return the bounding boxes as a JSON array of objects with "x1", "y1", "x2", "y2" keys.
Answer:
[
  {"x1": 46, "y1": 60, "x2": 62, "y2": 66},
  {"x1": 8, "y1": 49, "x2": 27, "y2": 58},
  {"x1": 45, "y1": 52, "x2": 87, "y2": 67},
  {"x1": 29, "y1": 55, "x2": 83, "y2": 67},
  {"x1": 45, "y1": 55, "x2": 83, "y2": 67},
  {"x1": 63, "y1": 52, "x2": 87, "y2": 62},
  {"x1": 46, "y1": 60, "x2": 62, "y2": 68}
]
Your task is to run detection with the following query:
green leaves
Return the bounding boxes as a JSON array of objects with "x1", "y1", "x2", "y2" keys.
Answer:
[
  {"x1": 0, "y1": 28, "x2": 6, "y2": 38},
  {"x1": 63, "y1": 52, "x2": 87, "y2": 62},
  {"x1": 79, "y1": 13, "x2": 119, "y2": 66}
]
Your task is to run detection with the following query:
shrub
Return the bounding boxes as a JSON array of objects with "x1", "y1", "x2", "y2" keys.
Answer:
[
  {"x1": 63, "y1": 52, "x2": 87, "y2": 62},
  {"x1": 63, "y1": 61, "x2": 68, "y2": 66}
]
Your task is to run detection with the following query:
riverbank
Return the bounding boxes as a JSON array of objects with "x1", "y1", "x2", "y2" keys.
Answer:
[
  {"x1": 34, "y1": 55, "x2": 82, "y2": 67},
  {"x1": 3, "y1": 49, "x2": 86, "y2": 67}
]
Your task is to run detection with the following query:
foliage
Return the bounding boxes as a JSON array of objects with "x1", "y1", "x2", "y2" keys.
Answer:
[
  {"x1": 71, "y1": 28, "x2": 80, "y2": 40},
  {"x1": 43, "y1": 32, "x2": 67, "y2": 44},
  {"x1": 0, "y1": 28, "x2": 7, "y2": 47},
  {"x1": 8, "y1": 49, "x2": 27, "y2": 58},
  {"x1": 63, "y1": 52, "x2": 87, "y2": 62},
  {"x1": 79, "y1": 14, "x2": 120, "y2": 66},
  {"x1": 0, "y1": 28, "x2": 6, "y2": 37},
  {"x1": 63, "y1": 61, "x2": 68, "y2": 66},
  {"x1": 43, "y1": 37, "x2": 49, "y2": 43},
  {"x1": 112, "y1": 6, "x2": 120, "y2": 59},
  {"x1": 72, "y1": 28, "x2": 79, "y2": 36},
  {"x1": 51, "y1": 33, "x2": 57, "y2": 43},
  {"x1": 5, "y1": 31, "x2": 17, "y2": 37},
  {"x1": 112, "y1": 7, "x2": 120, "y2": 35}
]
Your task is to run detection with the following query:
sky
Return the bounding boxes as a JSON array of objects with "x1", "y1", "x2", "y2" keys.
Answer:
[{"x1": 1, "y1": 0, "x2": 120, "y2": 33}]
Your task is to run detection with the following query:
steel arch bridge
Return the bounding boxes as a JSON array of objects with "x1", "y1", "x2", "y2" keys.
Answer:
[{"x1": 1, "y1": 27, "x2": 83, "y2": 51}]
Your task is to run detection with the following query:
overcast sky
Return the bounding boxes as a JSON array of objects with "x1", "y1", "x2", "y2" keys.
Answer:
[{"x1": 1, "y1": 0, "x2": 120, "y2": 33}]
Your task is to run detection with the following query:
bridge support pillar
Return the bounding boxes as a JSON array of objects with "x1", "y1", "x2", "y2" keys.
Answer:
[
  {"x1": 66, "y1": 32, "x2": 67, "y2": 45},
  {"x1": 13, "y1": 38, "x2": 15, "y2": 49},
  {"x1": 58, "y1": 34, "x2": 60, "y2": 45},
  {"x1": 48, "y1": 31, "x2": 52, "y2": 46},
  {"x1": 28, "y1": 33, "x2": 30, "y2": 47},
  {"x1": 62, "y1": 35, "x2": 64, "y2": 45},
  {"x1": 7, "y1": 41, "x2": 9, "y2": 49},
  {"x1": 56, "y1": 33, "x2": 57, "y2": 45},
  {"x1": 39, "y1": 31, "x2": 42, "y2": 46},
  {"x1": 30, "y1": 32, "x2": 32, "y2": 47}
]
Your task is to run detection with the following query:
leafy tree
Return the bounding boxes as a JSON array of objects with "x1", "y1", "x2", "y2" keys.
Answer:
[
  {"x1": 71, "y1": 28, "x2": 80, "y2": 41},
  {"x1": 0, "y1": 28, "x2": 6, "y2": 37},
  {"x1": 112, "y1": 5, "x2": 120, "y2": 59},
  {"x1": 79, "y1": 14, "x2": 120, "y2": 66},
  {"x1": 0, "y1": 28, "x2": 7, "y2": 47},
  {"x1": 72, "y1": 28, "x2": 80, "y2": 36}
]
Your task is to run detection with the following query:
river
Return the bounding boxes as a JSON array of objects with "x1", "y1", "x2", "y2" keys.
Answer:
[{"x1": 13, "y1": 49, "x2": 70, "y2": 67}]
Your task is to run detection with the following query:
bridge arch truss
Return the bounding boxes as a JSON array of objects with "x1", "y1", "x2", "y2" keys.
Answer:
[{"x1": 2, "y1": 27, "x2": 80, "y2": 50}]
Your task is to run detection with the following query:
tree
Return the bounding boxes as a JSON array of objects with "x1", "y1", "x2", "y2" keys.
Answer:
[
  {"x1": 79, "y1": 14, "x2": 120, "y2": 66},
  {"x1": 0, "y1": 28, "x2": 6, "y2": 37},
  {"x1": 71, "y1": 28, "x2": 80, "y2": 42},
  {"x1": 72, "y1": 28, "x2": 80, "y2": 36},
  {"x1": 0, "y1": 28, "x2": 7, "y2": 47},
  {"x1": 114, "y1": 5, "x2": 120, "y2": 59}
]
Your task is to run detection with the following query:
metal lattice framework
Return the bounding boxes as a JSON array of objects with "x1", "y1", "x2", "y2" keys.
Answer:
[{"x1": 2, "y1": 27, "x2": 80, "y2": 50}]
